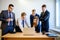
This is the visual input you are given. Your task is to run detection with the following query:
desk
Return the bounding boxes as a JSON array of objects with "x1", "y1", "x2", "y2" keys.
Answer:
[
  {"x1": 0, "y1": 29, "x2": 1, "y2": 40},
  {"x1": 2, "y1": 32, "x2": 55, "y2": 40}
]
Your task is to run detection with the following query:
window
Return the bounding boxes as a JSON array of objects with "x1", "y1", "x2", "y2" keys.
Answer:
[{"x1": 56, "y1": 0, "x2": 60, "y2": 29}]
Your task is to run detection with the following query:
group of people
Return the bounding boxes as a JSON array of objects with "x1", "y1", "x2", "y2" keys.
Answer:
[{"x1": 0, "y1": 4, "x2": 50, "y2": 36}]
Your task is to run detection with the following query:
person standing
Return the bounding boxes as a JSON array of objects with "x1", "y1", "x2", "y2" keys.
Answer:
[
  {"x1": 0, "y1": 4, "x2": 16, "y2": 35},
  {"x1": 39, "y1": 4, "x2": 50, "y2": 34}
]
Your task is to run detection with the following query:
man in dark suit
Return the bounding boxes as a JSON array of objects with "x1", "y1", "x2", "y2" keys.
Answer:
[
  {"x1": 39, "y1": 4, "x2": 50, "y2": 34},
  {"x1": 30, "y1": 9, "x2": 40, "y2": 32},
  {"x1": 0, "y1": 4, "x2": 16, "y2": 35}
]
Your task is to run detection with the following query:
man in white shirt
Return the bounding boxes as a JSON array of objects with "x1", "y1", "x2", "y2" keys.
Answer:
[{"x1": 17, "y1": 12, "x2": 30, "y2": 32}]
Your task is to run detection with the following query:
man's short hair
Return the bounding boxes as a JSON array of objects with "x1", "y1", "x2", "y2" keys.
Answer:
[
  {"x1": 21, "y1": 12, "x2": 26, "y2": 16},
  {"x1": 9, "y1": 4, "x2": 14, "y2": 7},
  {"x1": 42, "y1": 4, "x2": 46, "y2": 7},
  {"x1": 32, "y1": 9, "x2": 36, "y2": 12}
]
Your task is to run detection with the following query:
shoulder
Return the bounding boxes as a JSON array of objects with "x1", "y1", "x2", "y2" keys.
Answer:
[
  {"x1": 1, "y1": 10, "x2": 8, "y2": 14},
  {"x1": 1, "y1": 10, "x2": 8, "y2": 13},
  {"x1": 36, "y1": 13, "x2": 39, "y2": 15},
  {"x1": 17, "y1": 18, "x2": 22, "y2": 23},
  {"x1": 30, "y1": 14, "x2": 33, "y2": 17},
  {"x1": 46, "y1": 10, "x2": 50, "y2": 14},
  {"x1": 12, "y1": 12, "x2": 15, "y2": 14},
  {"x1": 41, "y1": 12, "x2": 43, "y2": 13},
  {"x1": 30, "y1": 14, "x2": 32, "y2": 16},
  {"x1": 36, "y1": 13, "x2": 39, "y2": 16},
  {"x1": 12, "y1": 12, "x2": 15, "y2": 16},
  {"x1": 18, "y1": 18, "x2": 22, "y2": 21}
]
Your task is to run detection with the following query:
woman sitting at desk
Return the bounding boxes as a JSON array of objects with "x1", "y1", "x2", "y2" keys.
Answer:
[{"x1": 33, "y1": 16, "x2": 40, "y2": 33}]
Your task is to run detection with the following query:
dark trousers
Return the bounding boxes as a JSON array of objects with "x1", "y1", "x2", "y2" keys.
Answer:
[
  {"x1": 2, "y1": 26, "x2": 14, "y2": 36},
  {"x1": 35, "y1": 24, "x2": 40, "y2": 33},
  {"x1": 15, "y1": 26, "x2": 22, "y2": 32},
  {"x1": 41, "y1": 24, "x2": 49, "y2": 32},
  {"x1": 2, "y1": 26, "x2": 14, "y2": 40}
]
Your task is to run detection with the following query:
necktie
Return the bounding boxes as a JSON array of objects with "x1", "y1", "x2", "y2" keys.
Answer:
[
  {"x1": 22, "y1": 20, "x2": 24, "y2": 27},
  {"x1": 8, "y1": 12, "x2": 11, "y2": 18},
  {"x1": 42, "y1": 12, "x2": 45, "y2": 16},
  {"x1": 9, "y1": 12, "x2": 13, "y2": 26}
]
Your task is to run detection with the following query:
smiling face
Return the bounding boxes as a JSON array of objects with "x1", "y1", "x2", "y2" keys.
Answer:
[
  {"x1": 33, "y1": 16, "x2": 39, "y2": 27},
  {"x1": 33, "y1": 19, "x2": 37, "y2": 24}
]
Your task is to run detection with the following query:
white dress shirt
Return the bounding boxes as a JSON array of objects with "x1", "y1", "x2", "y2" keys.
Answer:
[{"x1": 17, "y1": 18, "x2": 30, "y2": 32}]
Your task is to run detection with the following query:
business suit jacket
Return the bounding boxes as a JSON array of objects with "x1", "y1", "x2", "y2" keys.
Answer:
[
  {"x1": 39, "y1": 10, "x2": 50, "y2": 32},
  {"x1": 0, "y1": 10, "x2": 16, "y2": 32}
]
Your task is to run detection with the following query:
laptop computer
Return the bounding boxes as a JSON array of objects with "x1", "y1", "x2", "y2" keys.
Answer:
[{"x1": 23, "y1": 27, "x2": 35, "y2": 36}]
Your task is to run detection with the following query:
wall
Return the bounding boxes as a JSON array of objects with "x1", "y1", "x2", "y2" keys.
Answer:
[
  {"x1": 0, "y1": 0, "x2": 1, "y2": 28},
  {"x1": 0, "y1": 0, "x2": 56, "y2": 29},
  {"x1": 0, "y1": 0, "x2": 1, "y2": 12}
]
